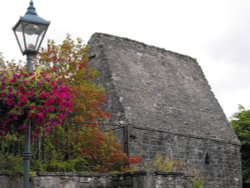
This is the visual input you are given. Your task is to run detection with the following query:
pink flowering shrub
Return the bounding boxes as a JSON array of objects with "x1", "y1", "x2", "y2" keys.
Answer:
[{"x1": 0, "y1": 66, "x2": 72, "y2": 136}]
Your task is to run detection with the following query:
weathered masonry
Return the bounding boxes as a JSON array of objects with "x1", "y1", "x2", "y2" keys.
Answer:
[
  {"x1": 88, "y1": 33, "x2": 242, "y2": 188},
  {"x1": 0, "y1": 171, "x2": 191, "y2": 188}
]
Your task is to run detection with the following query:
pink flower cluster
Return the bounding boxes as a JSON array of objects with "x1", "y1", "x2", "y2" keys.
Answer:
[{"x1": 0, "y1": 69, "x2": 72, "y2": 136}]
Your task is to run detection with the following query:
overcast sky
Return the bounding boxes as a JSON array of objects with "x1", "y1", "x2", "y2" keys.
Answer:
[{"x1": 1, "y1": 0, "x2": 249, "y2": 118}]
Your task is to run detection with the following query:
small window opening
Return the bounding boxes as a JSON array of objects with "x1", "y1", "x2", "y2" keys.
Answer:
[{"x1": 205, "y1": 152, "x2": 210, "y2": 165}]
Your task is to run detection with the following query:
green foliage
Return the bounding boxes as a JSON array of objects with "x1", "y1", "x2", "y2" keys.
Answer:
[
  {"x1": 0, "y1": 124, "x2": 139, "y2": 174},
  {"x1": 231, "y1": 105, "x2": 250, "y2": 184},
  {"x1": 192, "y1": 176, "x2": 204, "y2": 188},
  {"x1": 130, "y1": 153, "x2": 187, "y2": 173},
  {"x1": 0, "y1": 52, "x2": 4, "y2": 65},
  {"x1": 0, "y1": 153, "x2": 90, "y2": 176},
  {"x1": 152, "y1": 153, "x2": 176, "y2": 172},
  {"x1": 231, "y1": 105, "x2": 250, "y2": 145},
  {"x1": 0, "y1": 153, "x2": 23, "y2": 177},
  {"x1": 151, "y1": 153, "x2": 189, "y2": 173},
  {"x1": 190, "y1": 168, "x2": 204, "y2": 188},
  {"x1": 30, "y1": 159, "x2": 46, "y2": 172},
  {"x1": 42, "y1": 158, "x2": 87, "y2": 172}
]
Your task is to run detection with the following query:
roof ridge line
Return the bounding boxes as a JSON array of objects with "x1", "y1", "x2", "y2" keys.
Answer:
[{"x1": 91, "y1": 32, "x2": 197, "y2": 62}]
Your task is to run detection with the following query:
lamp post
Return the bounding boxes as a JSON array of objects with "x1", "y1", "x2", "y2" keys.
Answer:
[{"x1": 12, "y1": 1, "x2": 50, "y2": 188}]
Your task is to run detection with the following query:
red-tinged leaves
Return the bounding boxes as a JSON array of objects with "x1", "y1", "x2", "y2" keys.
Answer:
[
  {"x1": 64, "y1": 125, "x2": 141, "y2": 172},
  {"x1": 35, "y1": 35, "x2": 109, "y2": 123}
]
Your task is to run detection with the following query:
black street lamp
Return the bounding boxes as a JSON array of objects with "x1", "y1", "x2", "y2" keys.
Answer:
[{"x1": 12, "y1": 1, "x2": 50, "y2": 187}]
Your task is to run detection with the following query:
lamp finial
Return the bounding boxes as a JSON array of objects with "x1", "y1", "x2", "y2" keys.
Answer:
[{"x1": 26, "y1": 0, "x2": 37, "y2": 16}]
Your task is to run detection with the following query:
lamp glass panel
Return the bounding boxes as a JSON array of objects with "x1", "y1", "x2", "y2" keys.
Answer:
[
  {"x1": 34, "y1": 25, "x2": 47, "y2": 51},
  {"x1": 24, "y1": 32, "x2": 38, "y2": 51},
  {"x1": 14, "y1": 23, "x2": 25, "y2": 53},
  {"x1": 23, "y1": 22, "x2": 47, "y2": 52}
]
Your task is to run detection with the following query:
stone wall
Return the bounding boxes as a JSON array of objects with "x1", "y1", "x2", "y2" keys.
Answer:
[
  {"x1": 88, "y1": 33, "x2": 242, "y2": 188},
  {"x1": 0, "y1": 171, "x2": 191, "y2": 188},
  {"x1": 128, "y1": 126, "x2": 242, "y2": 188}
]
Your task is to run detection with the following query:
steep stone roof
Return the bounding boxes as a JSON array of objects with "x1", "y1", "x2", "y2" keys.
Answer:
[{"x1": 88, "y1": 33, "x2": 239, "y2": 144}]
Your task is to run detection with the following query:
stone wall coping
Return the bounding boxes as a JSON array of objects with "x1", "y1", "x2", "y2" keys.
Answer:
[
  {"x1": 0, "y1": 171, "x2": 191, "y2": 188},
  {"x1": 0, "y1": 173, "x2": 10, "y2": 176},
  {"x1": 154, "y1": 171, "x2": 185, "y2": 176},
  {"x1": 35, "y1": 170, "x2": 185, "y2": 177}
]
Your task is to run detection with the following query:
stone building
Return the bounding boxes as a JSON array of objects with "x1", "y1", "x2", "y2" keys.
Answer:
[{"x1": 88, "y1": 33, "x2": 242, "y2": 188}]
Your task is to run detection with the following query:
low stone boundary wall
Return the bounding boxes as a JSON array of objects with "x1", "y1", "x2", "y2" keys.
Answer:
[{"x1": 0, "y1": 171, "x2": 192, "y2": 188}]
